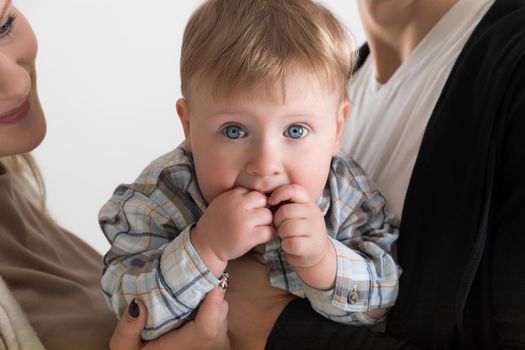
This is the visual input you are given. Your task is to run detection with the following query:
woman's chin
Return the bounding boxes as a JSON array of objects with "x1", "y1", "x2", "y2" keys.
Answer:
[{"x1": 0, "y1": 112, "x2": 47, "y2": 158}]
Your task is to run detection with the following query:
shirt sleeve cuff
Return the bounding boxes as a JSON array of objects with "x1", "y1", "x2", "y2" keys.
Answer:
[
  {"x1": 303, "y1": 281, "x2": 382, "y2": 325},
  {"x1": 328, "y1": 237, "x2": 372, "y2": 312},
  {"x1": 159, "y1": 225, "x2": 220, "y2": 300}
]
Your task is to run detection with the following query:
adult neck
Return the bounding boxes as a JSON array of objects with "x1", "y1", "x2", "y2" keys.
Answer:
[{"x1": 358, "y1": 0, "x2": 458, "y2": 83}]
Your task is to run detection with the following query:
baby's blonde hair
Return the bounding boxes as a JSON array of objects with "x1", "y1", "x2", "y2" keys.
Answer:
[{"x1": 181, "y1": 0, "x2": 355, "y2": 102}]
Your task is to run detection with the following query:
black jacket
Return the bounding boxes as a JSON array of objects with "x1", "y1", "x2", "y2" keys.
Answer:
[{"x1": 266, "y1": 0, "x2": 525, "y2": 348}]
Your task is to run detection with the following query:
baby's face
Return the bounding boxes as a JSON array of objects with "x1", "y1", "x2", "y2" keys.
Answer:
[{"x1": 177, "y1": 72, "x2": 348, "y2": 204}]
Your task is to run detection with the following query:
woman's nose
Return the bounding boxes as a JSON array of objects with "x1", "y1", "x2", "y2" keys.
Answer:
[{"x1": 0, "y1": 52, "x2": 31, "y2": 101}]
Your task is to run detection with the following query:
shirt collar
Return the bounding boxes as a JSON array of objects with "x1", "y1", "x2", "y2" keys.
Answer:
[{"x1": 316, "y1": 186, "x2": 331, "y2": 216}]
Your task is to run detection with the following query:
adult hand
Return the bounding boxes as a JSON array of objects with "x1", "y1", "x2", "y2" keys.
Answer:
[{"x1": 110, "y1": 288, "x2": 230, "y2": 350}]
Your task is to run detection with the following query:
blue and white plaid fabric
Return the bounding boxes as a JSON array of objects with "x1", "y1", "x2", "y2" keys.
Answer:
[{"x1": 99, "y1": 143, "x2": 400, "y2": 339}]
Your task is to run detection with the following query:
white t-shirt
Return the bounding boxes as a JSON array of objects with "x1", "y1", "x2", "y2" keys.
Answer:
[{"x1": 343, "y1": 0, "x2": 494, "y2": 221}]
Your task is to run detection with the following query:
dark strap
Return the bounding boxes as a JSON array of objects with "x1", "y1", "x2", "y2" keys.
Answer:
[{"x1": 353, "y1": 44, "x2": 370, "y2": 75}]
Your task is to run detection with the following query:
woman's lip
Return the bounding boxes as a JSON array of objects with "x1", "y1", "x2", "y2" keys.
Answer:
[{"x1": 0, "y1": 95, "x2": 32, "y2": 125}]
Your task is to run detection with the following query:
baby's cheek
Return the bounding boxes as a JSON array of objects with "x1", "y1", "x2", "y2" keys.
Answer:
[
  {"x1": 303, "y1": 179, "x2": 329, "y2": 203},
  {"x1": 197, "y1": 169, "x2": 237, "y2": 203}
]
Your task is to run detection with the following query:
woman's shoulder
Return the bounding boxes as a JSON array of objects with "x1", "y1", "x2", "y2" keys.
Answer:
[
  {"x1": 469, "y1": 0, "x2": 525, "y2": 55},
  {"x1": 444, "y1": 0, "x2": 525, "y2": 108}
]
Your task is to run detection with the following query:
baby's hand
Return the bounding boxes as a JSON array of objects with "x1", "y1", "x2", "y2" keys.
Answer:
[
  {"x1": 191, "y1": 187, "x2": 275, "y2": 275},
  {"x1": 269, "y1": 184, "x2": 330, "y2": 269}
]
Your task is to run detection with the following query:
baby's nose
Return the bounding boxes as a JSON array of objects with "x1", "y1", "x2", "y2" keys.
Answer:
[{"x1": 245, "y1": 144, "x2": 283, "y2": 177}]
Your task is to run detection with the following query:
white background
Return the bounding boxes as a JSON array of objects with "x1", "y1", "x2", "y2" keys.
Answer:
[{"x1": 16, "y1": 1, "x2": 365, "y2": 254}]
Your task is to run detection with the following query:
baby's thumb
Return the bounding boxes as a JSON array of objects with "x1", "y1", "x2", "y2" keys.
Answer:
[{"x1": 109, "y1": 299, "x2": 148, "y2": 350}]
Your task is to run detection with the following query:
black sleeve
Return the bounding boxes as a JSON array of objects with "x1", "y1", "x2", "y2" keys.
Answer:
[
  {"x1": 265, "y1": 298, "x2": 425, "y2": 350},
  {"x1": 492, "y1": 54, "x2": 525, "y2": 349}
]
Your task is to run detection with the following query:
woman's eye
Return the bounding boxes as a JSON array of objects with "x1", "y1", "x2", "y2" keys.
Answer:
[
  {"x1": 284, "y1": 125, "x2": 308, "y2": 139},
  {"x1": 223, "y1": 125, "x2": 247, "y2": 139},
  {"x1": 0, "y1": 15, "x2": 15, "y2": 36}
]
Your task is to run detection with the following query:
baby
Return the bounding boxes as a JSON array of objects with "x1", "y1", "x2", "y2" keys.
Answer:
[{"x1": 99, "y1": 0, "x2": 400, "y2": 348}]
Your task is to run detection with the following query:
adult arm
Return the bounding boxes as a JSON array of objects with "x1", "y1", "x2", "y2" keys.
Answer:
[
  {"x1": 491, "y1": 54, "x2": 525, "y2": 348},
  {"x1": 266, "y1": 298, "x2": 424, "y2": 350}
]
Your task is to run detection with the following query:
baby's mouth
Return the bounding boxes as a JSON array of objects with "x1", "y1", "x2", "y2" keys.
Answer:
[{"x1": 269, "y1": 199, "x2": 292, "y2": 214}]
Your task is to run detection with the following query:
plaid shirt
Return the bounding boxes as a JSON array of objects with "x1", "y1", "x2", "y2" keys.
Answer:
[{"x1": 99, "y1": 143, "x2": 400, "y2": 340}]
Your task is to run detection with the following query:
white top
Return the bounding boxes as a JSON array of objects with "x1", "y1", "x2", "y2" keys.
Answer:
[{"x1": 342, "y1": 0, "x2": 495, "y2": 220}]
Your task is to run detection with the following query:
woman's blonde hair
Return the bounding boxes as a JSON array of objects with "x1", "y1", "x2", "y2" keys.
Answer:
[
  {"x1": 181, "y1": 0, "x2": 355, "y2": 102},
  {"x1": 1, "y1": 153, "x2": 46, "y2": 209}
]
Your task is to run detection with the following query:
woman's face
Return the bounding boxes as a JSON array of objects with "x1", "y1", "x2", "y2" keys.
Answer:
[{"x1": 0, "y1": 0, "x2": 45, "y2": 158}]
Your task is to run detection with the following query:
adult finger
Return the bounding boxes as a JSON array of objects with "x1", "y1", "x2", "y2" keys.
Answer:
[
  {"x1": 193, "y1": 288, "x2": 229, "y2": 340},
  {"x1": 109, "y1": 299, "x2": 147, "y2": 350}
]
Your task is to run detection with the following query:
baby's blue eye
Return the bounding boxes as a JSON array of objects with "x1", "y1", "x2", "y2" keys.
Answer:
[
  {"x1": 285, "y1": 125, "x2": 307, "y2": 139},
  {"x1": 223, "y1": 125, "x2": 246, "y2": 139}
]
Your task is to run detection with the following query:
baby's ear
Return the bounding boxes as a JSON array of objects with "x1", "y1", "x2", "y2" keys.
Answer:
[
  {"x1": 176, "y1": 98, "x2": 191, "y2": 150},
  {"x1": 333, "y1": 100, "x2": 349, "y2": 155}
]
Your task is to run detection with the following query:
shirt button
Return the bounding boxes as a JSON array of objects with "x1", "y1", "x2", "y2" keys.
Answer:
[
  {"x1": 218, "y1": 272, "x2": 230, "y2": 290},
  {"x1": 348, "y1": 287, "x2": 359, "y2": 304}
]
